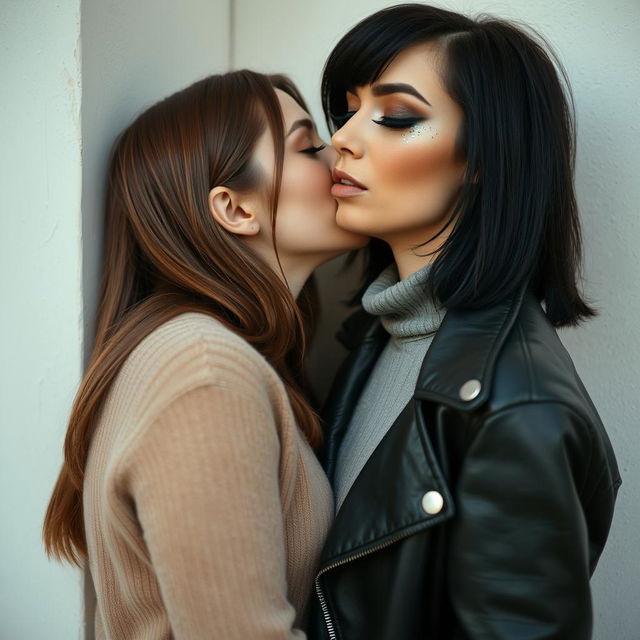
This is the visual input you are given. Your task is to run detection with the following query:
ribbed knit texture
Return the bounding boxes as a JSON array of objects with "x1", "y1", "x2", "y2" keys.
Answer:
[
  {"x1": 84, "y1": 312, "x2": 333, "y2": 639},
  {"x1": 334, "y1": 264, "x2": 443, "y2": 510}
]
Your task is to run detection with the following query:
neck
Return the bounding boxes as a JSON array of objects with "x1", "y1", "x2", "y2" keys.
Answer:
[
  {"x1": 269, "y1": 257, "x2": 313, "y2": 299},
  {"x1": 282, "y1": 266, "x2": 313, "y2": 299},
  {"x1": 383, "y1": 222, "x2": 454, "y2": 280},
  {"x1": 387, "y1": 237, "x2": 444, "y2": 281},
  {"x1": 242, "y1": 239, "x2": 316, "y2": 298},
  {"x1": 390, "y1": 247, "x2": 435, "y2": 281}
]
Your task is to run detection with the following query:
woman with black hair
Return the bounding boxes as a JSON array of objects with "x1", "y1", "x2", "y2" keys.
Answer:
[{"x1": 310, "y1": 4, "x2": 621, "y2": 639}]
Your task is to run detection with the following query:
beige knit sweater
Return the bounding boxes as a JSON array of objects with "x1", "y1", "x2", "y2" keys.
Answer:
[{"x1": 83, "y1": 312, "x2": 333, "y2": 639}]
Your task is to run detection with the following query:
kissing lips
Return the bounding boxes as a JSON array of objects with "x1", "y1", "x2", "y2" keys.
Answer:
[{"x1": 331, "y1": 168, "x2": 368, "y2": 198}]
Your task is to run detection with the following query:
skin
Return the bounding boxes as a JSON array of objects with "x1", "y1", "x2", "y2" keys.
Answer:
[
  {"x1": 209, "y1": 89, "x2": 367, "y2": 297},
  {"x1": 331, "y1": 42, "x2": 467, "y2": 280}
]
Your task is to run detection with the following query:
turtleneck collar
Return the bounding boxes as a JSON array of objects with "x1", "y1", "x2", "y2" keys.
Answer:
[{"x1": 361, "y1": 263, "x2": 444, "y2": 340}]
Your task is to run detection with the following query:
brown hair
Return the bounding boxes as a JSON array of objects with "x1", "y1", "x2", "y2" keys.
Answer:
[{"x1": 43, "y1": 70, "x2": 321, "y2": 565}]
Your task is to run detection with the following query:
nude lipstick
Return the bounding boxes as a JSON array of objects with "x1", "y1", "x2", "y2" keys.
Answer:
[{"x1": 331, "y1": 168, "x2": 368, "y2": 198}]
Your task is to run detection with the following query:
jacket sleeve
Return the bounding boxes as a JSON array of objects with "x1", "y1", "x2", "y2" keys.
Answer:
[
  {"x1": 448, "y1": 401, "x2": 600, "y2": 640},
  {"x1": 122, "y1": 384, "x2": 306, "y2": 639}
]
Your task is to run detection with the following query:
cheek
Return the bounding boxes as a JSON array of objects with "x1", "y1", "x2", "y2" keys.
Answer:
[
  {"x1": 274, "y1": 156, "x2": 367, "y2": 257},
  {"x1": 274, "y1": 159, "x2": 346, "y2": 253},
  {"x1": 381, "y1": 137, "x2": 460, "y2": 195},
  {"x1": 362, "y1": 131, "x2": 464, "y2": 232},
  {"x1": 281, "y1": 159, "x2": 334, "y2": 208}
]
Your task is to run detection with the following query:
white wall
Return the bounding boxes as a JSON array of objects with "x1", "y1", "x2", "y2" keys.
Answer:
[
  {"x1": 82, "y1": 0, "x2": 232, "y2": 353},
  {"x1": 234, "y1": 2, "x2": 640, "y2": 638},
  {"x1": 0, "y1": 1, "x2": 85, "y2": 637},
  {"x1": 1, "y1": 1, "x2": 230, "y2": 638}
]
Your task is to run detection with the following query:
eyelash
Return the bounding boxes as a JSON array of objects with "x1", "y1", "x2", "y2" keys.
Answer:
[
  {"x1": 374, "y1": 116, "x2": 425, "y2": 129},
  {"x1": 332, "y1": 111, "x2": 424, "y2": 130},
  {"x1": 301, "y1": 144, "x2": 326, "y2": 154}
]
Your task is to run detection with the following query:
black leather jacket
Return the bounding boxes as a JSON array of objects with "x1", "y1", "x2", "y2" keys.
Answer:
[{"x1": 309, "y1": 285, "x2": 621, "y2": 640}]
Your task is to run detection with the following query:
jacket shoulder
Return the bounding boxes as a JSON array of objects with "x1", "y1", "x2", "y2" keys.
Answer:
[
  {"x1": 490, "y1": 295, "x2": 589, "y2": 415},
  {"x1": 484, "y1": 297, "x2": 622, "y2": 513}
]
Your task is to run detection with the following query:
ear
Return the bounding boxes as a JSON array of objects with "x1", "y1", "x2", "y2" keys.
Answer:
[{"x1": 208, "y1": 186, "x2": 260, "y2": 236}]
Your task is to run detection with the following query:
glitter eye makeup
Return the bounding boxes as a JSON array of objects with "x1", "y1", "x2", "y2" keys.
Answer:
[{"x1": 401, "y1": 122, "x2": 438, "y2": 143}]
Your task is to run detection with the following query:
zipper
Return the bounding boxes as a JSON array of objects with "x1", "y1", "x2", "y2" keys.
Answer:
[
  {"x1": 314, "y1": 530, "x2": 417, "y2": 640},
  {"x1": 315, "y1": 578, "x2": 337, "y2": 640}
]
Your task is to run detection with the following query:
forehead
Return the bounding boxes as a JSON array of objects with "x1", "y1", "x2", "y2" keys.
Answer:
[
  {"x1": 275, "y1": 88, "x2": 308, "y2": 124},
  {"x1": 377, "y1": 41, "x2": 445, "y2": 83}
]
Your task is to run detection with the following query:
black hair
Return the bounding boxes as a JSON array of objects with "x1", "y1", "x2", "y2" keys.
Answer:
[{"x1": 322, "y1": 3, "x2": 594, "y2": 326}]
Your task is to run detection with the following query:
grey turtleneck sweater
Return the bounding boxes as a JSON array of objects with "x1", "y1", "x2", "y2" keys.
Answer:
[{"x1": 333, "y1": 263, "x2": 444, "y2": 511}]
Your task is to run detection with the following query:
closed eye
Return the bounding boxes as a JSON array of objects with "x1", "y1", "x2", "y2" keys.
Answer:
[
  {"x1": 373, "y1": 116, "x2": 425, "y2": 129},
  {"x1": 300, "y1": 144, "x2": 326, "y2": 154}
]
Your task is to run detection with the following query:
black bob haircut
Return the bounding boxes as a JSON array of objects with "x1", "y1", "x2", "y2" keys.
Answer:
[{"x1": 322, "y1": 3, "x2": 594, "y2": 327}]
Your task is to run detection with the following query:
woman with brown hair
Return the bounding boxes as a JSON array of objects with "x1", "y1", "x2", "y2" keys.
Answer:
[{"x1": 43, "y1": 70, "x2": 365, "y2": 638}]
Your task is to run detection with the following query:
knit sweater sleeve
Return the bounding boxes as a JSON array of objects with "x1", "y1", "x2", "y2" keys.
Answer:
[{"x1": 119, "y1": 382, "x2": 306, "y2": 639}]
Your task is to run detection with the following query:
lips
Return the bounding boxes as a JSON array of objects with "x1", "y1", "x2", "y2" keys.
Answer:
[{"x1": 331, "y1": 168, "x2": 368, "y2": 198}]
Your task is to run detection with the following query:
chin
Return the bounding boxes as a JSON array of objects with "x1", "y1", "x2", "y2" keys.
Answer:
[{"x1": 335, "y1": 204, "x2": 370, "y2": 237}]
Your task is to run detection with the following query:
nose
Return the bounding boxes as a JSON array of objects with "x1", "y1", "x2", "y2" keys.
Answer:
[{"x1": 331, "y1": 119, "x2": 363, "y2": 159}]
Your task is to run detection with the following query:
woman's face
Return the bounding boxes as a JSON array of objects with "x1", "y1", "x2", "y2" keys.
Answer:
[
  {"x1": 250, "y1": 89, "x2": 367, "y2": 278},
  {"x1": 330, "y1": 42, "x2": 466, "y2": 255}
]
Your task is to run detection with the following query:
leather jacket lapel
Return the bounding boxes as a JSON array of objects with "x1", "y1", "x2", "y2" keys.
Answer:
[{"x1": 320, "y1": 398, "x2": 454, "y2": 567}]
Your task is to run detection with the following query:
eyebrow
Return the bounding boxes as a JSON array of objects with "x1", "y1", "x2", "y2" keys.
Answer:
[
  {"x1": 286, "y1": 118, "x2": 314, "y2": 137},
  {"x1": 369, "y1": 83, "x2": 432, "y2": 106}
]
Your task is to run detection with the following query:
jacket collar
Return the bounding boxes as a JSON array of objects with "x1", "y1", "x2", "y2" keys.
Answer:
[
  {"x1": 414, "y1": 284, "x2": 528, "y2": 411},
  {"x1": 335, "y1": 283, "x2": 528, "y2": 410}
]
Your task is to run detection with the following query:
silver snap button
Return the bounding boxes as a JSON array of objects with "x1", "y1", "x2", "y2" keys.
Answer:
[
  {"x1": 459, "y1": 379, "x2": 481, "y2": 401},
  {"x1": 421, "y1": 491, "x2": 444, "y2": 515}
]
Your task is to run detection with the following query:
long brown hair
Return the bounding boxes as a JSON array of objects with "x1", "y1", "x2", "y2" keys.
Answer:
[{"x1": 44, "y1": 70, "x2": 321, "y2": 565}]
